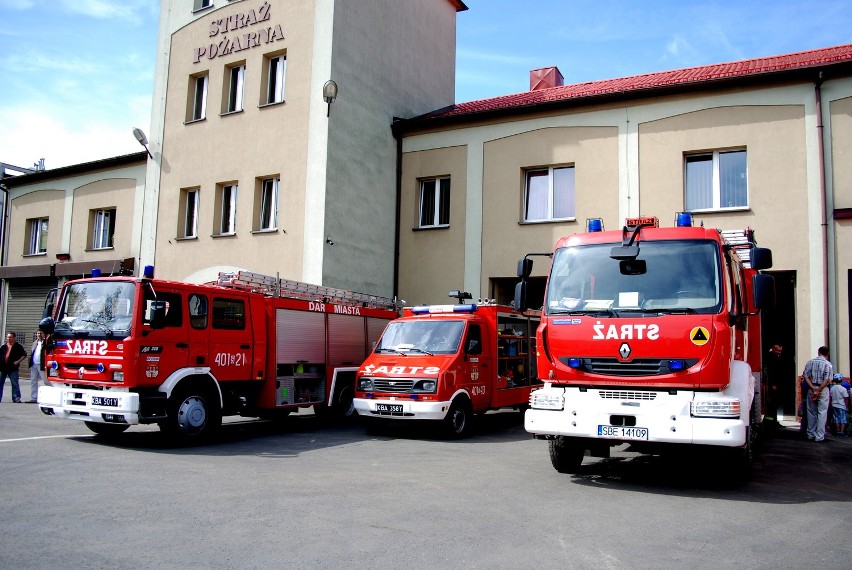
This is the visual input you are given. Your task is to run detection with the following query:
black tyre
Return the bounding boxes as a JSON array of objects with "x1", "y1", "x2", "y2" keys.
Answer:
[
  {"x1": 85, "y1": 422, "x2": 129, "y2": 436},
  {"x1": 162, "y1": 386, "x2": 221, "y2": 441},
  {"x1": 443, "y1": 398, "x2": 473, "y2": 438},
  {"x1": 549, "y1": 436, "x2": 585, "y2": 473}
]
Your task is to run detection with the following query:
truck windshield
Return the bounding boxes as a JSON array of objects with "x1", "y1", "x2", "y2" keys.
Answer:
[
  {"x1": 54, "y1": 281, "x2": 136, "y2": 338},
  {"x1": 376, "y1": 320, "x2": 465, "y2": 355},
  {"x1": 546, "y1": 240, "x2": 722, "y2": 315}
]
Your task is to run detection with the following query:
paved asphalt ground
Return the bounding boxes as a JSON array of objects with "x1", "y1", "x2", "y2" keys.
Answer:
[{"x1": 1, "y1": 382, "x2": 850, "y2": 569}]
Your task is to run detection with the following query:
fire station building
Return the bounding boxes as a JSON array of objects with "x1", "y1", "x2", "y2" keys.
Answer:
[{"x1": 2, "y1": 0, "x2": 852, "y2": 419}]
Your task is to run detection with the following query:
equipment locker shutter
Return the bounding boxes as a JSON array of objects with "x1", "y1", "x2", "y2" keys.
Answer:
[
  {"x1": 276, "y1": 309, "x2": 325, "y2": 363},
  {"x1": 327, "y1": 313, "x2": 366, "y2": 366},
  {"x1": 4, "y1": 282, "x2": 55, "y2": 374},
  {"x1": 367, "y1": 317, "x2": 389, "y2": 347}
]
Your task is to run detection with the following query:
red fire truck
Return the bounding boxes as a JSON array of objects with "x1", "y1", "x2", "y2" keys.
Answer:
[
  {"x1": 36, "y1": 269, "x2": 399, "y2": 440},
  {"x1": 353, "y1": 291, "x2": 540, "y2": 437},
  {"x1": 517, "y1": 214, "x2": 774, "y2": 476}
]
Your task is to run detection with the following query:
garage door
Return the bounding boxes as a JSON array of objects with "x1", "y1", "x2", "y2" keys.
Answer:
[{"x1": 4, "y1": 282, "x2": 56, "y2": 374}]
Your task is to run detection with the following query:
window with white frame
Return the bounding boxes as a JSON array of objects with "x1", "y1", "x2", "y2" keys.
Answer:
[
  {"x1": 524, "y1": 165, "x2": 575, "y2": 222},
  {"x1": 91, "y1": 208, "x2": 116, "y2": 249},
  {"x1": 217, "y1": 184, "x2": 238, "y2": 235},
  {"x1": 189, "y1": 73, "x2": 208, "y2": 121},
  {"x1": 193, "y1": 0, "x2": 212, "y2": 11},
  {"x1": 179, "y1": 188, "x2": 199, "y2": 238},
  {"x1": 257, "y1": 177, "x2": 279, "y2": 231},
  {"x1": 264, "y1": 54, "x2": 286, "y2": 104},
  {"x1": 684, "y1": 149, "x2": 748, "y2": 211},
  {"x1": 26, "y1": 217, "x2": 48, "y2": 255},
  {"x1": 225, "y1": 63, "x2": 245, "y2": 113},
  {"x1": 419, "y1": 177, "x2": 450, "y2": 228}
]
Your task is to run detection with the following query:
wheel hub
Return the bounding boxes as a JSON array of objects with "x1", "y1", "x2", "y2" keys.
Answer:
[{"x1": 177, "y1": 396, "x2": 207, "y2": 432}]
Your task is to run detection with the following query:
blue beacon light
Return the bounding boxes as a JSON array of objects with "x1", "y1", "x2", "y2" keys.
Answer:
[
  {"x1": 675, "y1": 212, "x2": 693, "y2": 227},
  {"x1": 587, "y1": 218, "x2": 604, "y2": 232}
]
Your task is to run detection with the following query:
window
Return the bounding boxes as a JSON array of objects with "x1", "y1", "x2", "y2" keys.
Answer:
[
  {"x1": 256, "y1": 177, "x2": 279, "y2": 231},
  {"x1": 215, "y1": 184, "x2": 238, "y2": 235},
  {"x1": 26, "y1": 217, "x2": 48, "y2": 255},
  {"x1": 193, "y1": 0, "x2": 212, "y2": 11},
  {"x1": 91, "y1": 208, "x2": 116, "y2": 249},
  {"x1": 419, "y1": 177, "x2": 450, "y2": 228},
  {"x1": 212, "y1": 297, "x2": 246, "y2": 330},
  {"x1": 263, "y1": 53, "x2": 286, "y2": 104},
  {"x1": 188, "y1": 294, "x2": 208, "y2": 330},
  {"x1": 524, "y1": 166, "x2": 575, "y2": 222},
  {"x1": 188, "y1": 73, "x2": 208, "y2": 121},
  {"x1": 143, "y1": 291, "x2": 182, "y2": 328},
  {"x1": 225, "y1": 63, "x2": 245, "y2": 113},
  {"x1": 179, "y1": 188, "x2": 199, "y2": 238},
  {"x1": 684, "y1": 149, "x2": 747, "y2": 211}
]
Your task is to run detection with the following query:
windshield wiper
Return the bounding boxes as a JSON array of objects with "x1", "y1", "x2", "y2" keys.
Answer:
[
  {"x1": 82, "y1": 319, "x2": 115, "y2": 337},
  {"x1": 554, "y1": 308, "x2": 619, "y2": 318}
]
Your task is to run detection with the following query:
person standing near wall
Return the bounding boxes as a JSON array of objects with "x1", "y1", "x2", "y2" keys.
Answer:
[
  {"x1": 802, "y1": 345, "x2": 833, "y2": 442},
  {"x1": 0, "y1": 332, "x2": 27, "y2": 403},
  {"x1": 27, "y1": 330, "x2": 47, "y2": 403}
]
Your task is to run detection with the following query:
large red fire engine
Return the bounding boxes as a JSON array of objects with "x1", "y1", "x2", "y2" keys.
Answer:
[
  {"x1": 354, "y1": 292, "x2": 540, "y2": 437},
  {"x1": 36, "y1": 269, "x2": 399, "y2": 440},
  {"x1": 517, "y1": 214, "x2": 774, "y2": 475}
]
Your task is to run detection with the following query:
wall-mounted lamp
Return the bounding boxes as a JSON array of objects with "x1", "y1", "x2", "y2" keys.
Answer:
[
  {"x1": 56, "y1": 253, "x2": 71, "y2": 261},
  {"x1": 322, "y1": 80, "x2": 338, "y2": 117},
  {"x1": 132, "y1": 127, "x2": 153, "y2": 159},
  {"x1": 325, "y1": 236, "x2": 335, "y2": 246}
]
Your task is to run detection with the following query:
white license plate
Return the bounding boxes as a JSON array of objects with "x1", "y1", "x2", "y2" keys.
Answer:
[
  {"x1": 598, "y1": 425, "x2": 648, "y2": 440},
  {"x1": 376, "y1": 403, "x2": 403, "y2": 413},
  {"x1": 92, "y1": 396, "x2": 119, "y2": 407}
]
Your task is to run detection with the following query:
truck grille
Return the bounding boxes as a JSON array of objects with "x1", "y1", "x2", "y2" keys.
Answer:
[
  {"x1": 371, "y1": 378, "x2": 415, "y2": 393},
  {"x1": 599, "y1": 391, "x2": 656, "y2": 401},
  {"x1": 559, "y1": 357, "x2": 699, "y2": 376}
]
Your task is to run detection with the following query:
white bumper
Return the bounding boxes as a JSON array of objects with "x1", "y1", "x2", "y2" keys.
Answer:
[
  {"x1": 353, "y1": 397, "x2": 451, "y2": 421},
  {"x1": 524, "y1": 386, "x2": 747, "y2": 447},
  {"x1": 37, "y1": 385, "x2": 140, "y2": 425}
]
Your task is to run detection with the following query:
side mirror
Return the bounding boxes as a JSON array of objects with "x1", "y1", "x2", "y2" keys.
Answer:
[
  {"x1": 514, "y1": 281, "x2": 528, "y2": 311},
  {"x1": 752, "y1": 274, "x2": 775, "y2": 310},
  {"x1": 750, "y1": 247, "x2": 773, "y2": 271},
  {"x1": 149, "y1": 300, "x2": 167, "y2": 330},
  {"x1": 517, "y1": 258, "x2": 533, "y2": 279}
]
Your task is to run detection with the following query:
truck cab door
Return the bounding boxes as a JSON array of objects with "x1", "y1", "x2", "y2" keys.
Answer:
[
  {"x1": 140, "y1": 288, "x2": 189, "y2": 385},
  {"x1": 208, "y1": 295, "x2": 254, "y2": 382},
  {"x1": 463, "y1": 324, "x2": 490, "y2": 411}
]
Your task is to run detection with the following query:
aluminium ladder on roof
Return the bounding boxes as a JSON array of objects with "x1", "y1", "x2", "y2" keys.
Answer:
[
  {"x1": 720, "y1": 228, "x2": 756, "y2": 268},
  {"x1": 215, "y1": 270, "x2": 400, "y2": 311}
]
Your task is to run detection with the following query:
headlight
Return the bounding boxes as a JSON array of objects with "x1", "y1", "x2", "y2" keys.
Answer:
[
  {"x1": 530, "y1": 389, "x2": 564, "y2": 410},
  {"x1": 411, "y1": 379, "x2": 437, "y2": 393},
  {"x1": 691, "y1": 399, "x2": 741, "y2": 418},
  {"x1": 358, "y1": 378, "x2": 374, "y2": 391}
]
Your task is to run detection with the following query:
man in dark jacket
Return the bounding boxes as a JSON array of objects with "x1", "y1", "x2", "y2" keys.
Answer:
[{"x1": 0, "y1": 332, "x2": 28, "y2": 403}]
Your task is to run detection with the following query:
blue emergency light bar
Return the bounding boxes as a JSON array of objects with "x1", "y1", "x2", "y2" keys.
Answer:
[{"x1": 411, "y1": 304, "x2": 478, "y2": 315}]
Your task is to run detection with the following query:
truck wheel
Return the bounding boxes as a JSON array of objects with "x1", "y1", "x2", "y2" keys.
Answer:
[
  {"x1": 444, "y1": 398, "x2": 473, "y2": 438},
  {"x1": 729, "y1": 427, "x2": 754, "y2": 484},
  {"x1": 85, "y1": 422, "x2": 129, "y2": 436},
  {"x1": 549, "y1": 436, "x2": 585, "y2": 473},
  {"x1": 333, "y1": 384, "x2": 356, "y2": 418},
  {"x1": 163, "y1": 387, "x2": 221, "y2": 441}
]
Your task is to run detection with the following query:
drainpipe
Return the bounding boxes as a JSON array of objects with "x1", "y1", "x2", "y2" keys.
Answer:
[
  {"x1": 391, "y1": 118, "x2": 403, "y2": 300},
  {"x1": 815, "y1": 72, "x2": 830, "y2": 346}
]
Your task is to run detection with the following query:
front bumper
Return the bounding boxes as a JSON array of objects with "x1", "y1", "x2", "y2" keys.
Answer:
[
  {"x1": 37, "y1": 385, "x2": 140, "y2": 425},
  {"x1": 524, "y1": 387, "x2": 747, "y2": 447},
  {"x1": 353, "y1": 397, "x2": 450, "y2": 421}
]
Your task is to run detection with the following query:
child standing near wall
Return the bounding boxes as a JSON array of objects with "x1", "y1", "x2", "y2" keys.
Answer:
[{"x1": 829, "y1": 374, "x2": 849, "y2": 437}]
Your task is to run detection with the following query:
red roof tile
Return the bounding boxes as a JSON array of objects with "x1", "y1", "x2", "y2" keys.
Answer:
[{"x1": 420, "y1": 43, "x2": 852, "y2": 121}]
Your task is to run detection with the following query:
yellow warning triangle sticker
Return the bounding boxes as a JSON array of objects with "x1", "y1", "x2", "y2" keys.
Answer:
[{"x1": 690, "y1": 326, "x2": 710, "y2": 346}]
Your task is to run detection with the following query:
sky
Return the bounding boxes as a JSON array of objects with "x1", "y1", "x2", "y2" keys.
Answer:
[{"x1": 1, "y1": 0, "x2": 851, "y2": 170}]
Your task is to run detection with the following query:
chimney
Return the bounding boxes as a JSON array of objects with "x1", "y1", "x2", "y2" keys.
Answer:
[{"x1": 530, "y1": 66, "x2": 564, "y2": 91}]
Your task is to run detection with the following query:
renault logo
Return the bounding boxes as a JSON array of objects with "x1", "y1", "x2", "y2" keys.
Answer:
[{"x1": 618, "y1": 342, "x2": 632, "y2": 360}]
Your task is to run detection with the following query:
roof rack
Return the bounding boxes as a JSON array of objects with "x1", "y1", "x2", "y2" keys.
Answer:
[{"x1": 215, "y1": 270, "x2": 400, "y2": 311}]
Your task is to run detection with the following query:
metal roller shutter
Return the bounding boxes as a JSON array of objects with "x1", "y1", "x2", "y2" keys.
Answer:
[
  {"x1": 275, "y1": 309, "x2": 326, "y2": 364},
  {"x1": 327, "y1": 313, "x2": 366, "y2": 366},
  {"x1": 4, "y1": 283, "x2": 55, "y2": 374}
]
